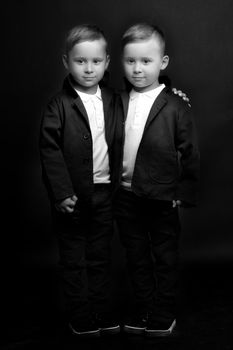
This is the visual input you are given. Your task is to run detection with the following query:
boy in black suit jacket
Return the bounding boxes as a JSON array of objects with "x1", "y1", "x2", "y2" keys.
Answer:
[
  {"x1": 114, "y1": 22, "x2": 200, "y2": 337},
  {"x1": 39, "y1": 24, "x2": 120, "y2": 337}
]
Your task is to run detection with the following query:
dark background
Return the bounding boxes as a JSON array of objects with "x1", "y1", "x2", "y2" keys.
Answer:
[{"x1": 2, "y1": 0, "x2": 233, "y2": 347}]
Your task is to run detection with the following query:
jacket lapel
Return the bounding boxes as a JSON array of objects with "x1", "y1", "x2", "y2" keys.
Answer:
[
  {"x1": 73, "y1": 88, "x2": 113, "y2": 127},
  {"x1": 120, "y1": 91, "x2": 130, "y2": 121},
  {"x1": 120, "y1": 88, "x2": 169, "y2": 126},
  {"x1": 101, "y1": 87, "x2": 112, "y2": 128},
  {"x1": 144, "y1": 89, "x2": 168, "y2": 131},
  {"x1": 101, "y1": 88, "x2": 113, "y2": 146},
  {"x1": 63, "y1": 75, "x2": 90, "y2": 125},
  {"x1": 72, "y1": 97, "x2": 90, "y2": 125}
]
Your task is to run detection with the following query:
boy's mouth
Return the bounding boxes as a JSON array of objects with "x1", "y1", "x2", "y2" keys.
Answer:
[
  {"x1": 132, "y1": 77, "x2": 144, "y2": 80},
  {"x1": 83, "y1": 77, "x2": 95, "y2": 80}
]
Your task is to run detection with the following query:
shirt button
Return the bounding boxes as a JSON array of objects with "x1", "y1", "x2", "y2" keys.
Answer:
[{"x1": 83, "y1": 134, "x2": 89, "y2": 140}]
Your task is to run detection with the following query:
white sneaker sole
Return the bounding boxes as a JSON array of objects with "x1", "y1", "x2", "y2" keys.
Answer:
[
  {"x1": 100, "y1": 325, "x2": 121, "y2": 335},
  {"x1": 69, "y1": 323, "x2": 100, "y2": 337},
  {"x1": 124, "y1": 324, "x2": 146, "y2": 335},
  {"x1": 145, "y1": 319, "x2": 176, "y2": 337}
]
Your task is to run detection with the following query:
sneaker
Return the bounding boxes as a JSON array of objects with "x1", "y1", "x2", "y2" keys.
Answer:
[
  {"x1": 69, "y1": 317, "x2": 100, "y2": 338},
  {"x1": 145, "y1": 318, "x2": 176, "y2": 337},
  {"x1": 123, "y1": 313, "x2": 148, "y2": 335},
  {"x1": 95, "y1": 313, "x2": 121, "y2": 335}
]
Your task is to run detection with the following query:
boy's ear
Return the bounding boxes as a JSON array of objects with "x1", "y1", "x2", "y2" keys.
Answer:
[
  {"x1": 62, "y1": 54, "x2": 68, "y2": 70},
  {"x1": 105, "y1": 54, "x2": 110, "y2": 70},
  {"x1": 161, "y1": 55, "x2": 169, "y2": 71}
]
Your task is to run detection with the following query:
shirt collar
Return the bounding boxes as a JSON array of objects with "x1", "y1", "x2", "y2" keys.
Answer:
[
  {"x1": 75, "y1": 85, "x2": 102, "y2": 103},
  {"x1": 130, "y1": 84, "x2": 165, "y2": 100}
]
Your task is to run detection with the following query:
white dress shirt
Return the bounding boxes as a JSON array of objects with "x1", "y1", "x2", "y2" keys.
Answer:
[
  {"x1": 122, "y1": 84, "x2": 165, "y2": 189},
  {"x1": 76, "y1": 86, "x2": 110, "y2": 184}
]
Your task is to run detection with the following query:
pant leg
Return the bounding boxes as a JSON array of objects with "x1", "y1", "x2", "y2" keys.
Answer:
[
  {"x1": 114, "y1": 188, "x2": 155, "y2": 313},
  {"x1": 86, "y1": 184, "x2": 114, "y2": 314},
  {"x1": 53, "y1": 201, "x2": 90, "y2": 322},
  {"x1": 147, "y1": 200, "x2": 181, "y2": 320}
]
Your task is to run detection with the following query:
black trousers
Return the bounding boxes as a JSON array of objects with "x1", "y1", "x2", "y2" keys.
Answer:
[
  {"x1": 114, "y1": 188, "x2": 181, "y2": 319},
  {"x1": 53, "y1": 184, "x2": 113, "y2": 322}
]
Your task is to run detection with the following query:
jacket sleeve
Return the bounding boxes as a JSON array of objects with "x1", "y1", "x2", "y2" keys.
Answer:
[
  {"x1": 175, "y1": 105, "x2": 200, "y2": 206},
  {"x1": 39, "y1": 98, "x2": 75, "y2": 203}
]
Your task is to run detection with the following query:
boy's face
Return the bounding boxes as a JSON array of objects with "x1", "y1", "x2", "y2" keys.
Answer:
[
  {"x1": 63, "y1": 38, "x2": 109, "y2": 94},
  {"x1": 122, "y1": 35, "x2": 169, "y2": 93}
]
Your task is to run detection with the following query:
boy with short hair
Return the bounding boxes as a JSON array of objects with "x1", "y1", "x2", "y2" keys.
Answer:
[
  {"x1": 39, "y1": 24, "x2": 120, "y2": 337},
  {"x1": 114, "y1": 23, "x2": 200, "y2": 337}
]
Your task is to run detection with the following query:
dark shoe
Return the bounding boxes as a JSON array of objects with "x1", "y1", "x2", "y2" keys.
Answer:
[
  {"x1": 123, "y1": 313, "x2": 148, "y2": 335},
  {"x1": 145, "y1": 318, "x2": 176, "y2": 337},
  {"x1": 95, "y1": 313, "x2": 120, "y2": 335},
  {"x1": 69, "y1": 317, "x2": 100, "y2": 338}
]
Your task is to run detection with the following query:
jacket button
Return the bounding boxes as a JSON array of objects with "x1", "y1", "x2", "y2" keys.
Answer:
[{"x1": 83, "y1": 134, "x2": 89, "y2": 140}]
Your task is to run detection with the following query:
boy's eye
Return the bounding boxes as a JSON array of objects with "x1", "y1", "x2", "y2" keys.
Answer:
[
  {"x1": 142, "y1": 59, "x2": 151, "y2": 64},
  {"x1": 125, "y1": 58, "x2": 135, "y2": 64},
  {"x1": 93, "y1": 59, "x2": 102, "y2": 64},
  {"x1": 75, "y1": 59, "x2": 85, "y2": 64}
]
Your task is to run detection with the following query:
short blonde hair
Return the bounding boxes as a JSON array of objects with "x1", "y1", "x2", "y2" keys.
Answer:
[
  {"x1": 65, "y1": 24, "x2": 108, "y2": 55},
  {"x1": 122, "y1": 22, "x2": 166, "y2": 55}
]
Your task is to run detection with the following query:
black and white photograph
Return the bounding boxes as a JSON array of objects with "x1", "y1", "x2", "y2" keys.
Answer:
[{"x1": 2, "y1": 1, "x2": 233, "y2": 349}]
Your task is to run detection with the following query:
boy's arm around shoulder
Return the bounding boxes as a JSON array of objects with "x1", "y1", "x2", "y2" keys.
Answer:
[
  {"x1": 175, "y1": 101, "x2": 200, "y2": 207},
  {"x1": 39, "y1": 97, "x2": 75, "y2": 204}
]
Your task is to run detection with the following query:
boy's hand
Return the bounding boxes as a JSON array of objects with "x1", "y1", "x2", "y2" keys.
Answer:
[
  {"x1": 55, "y1": 195, "x2": 78, "y2": 214},
  {"x1": 172, "y1": 88, "x2": 191, "y2": 107},
  {"x1": 172, "y1": 199, "x2": 182, "y2": 208}
]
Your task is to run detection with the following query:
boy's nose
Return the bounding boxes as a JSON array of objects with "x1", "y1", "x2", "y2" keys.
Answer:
[
  {"x1": 85, "y1": 63, "x2": 93, "y2": 73},
  {"x1": 133, "y1": 62, "x2": 142, "y2": 73}
]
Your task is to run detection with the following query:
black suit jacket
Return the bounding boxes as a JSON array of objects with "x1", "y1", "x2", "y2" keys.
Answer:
[
  {"x1": 115, "y1": 87, "x2": 200, "y2": 206},
  {"x1": 39, "y1": 76, "x2": 117, "y2": 203}
]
